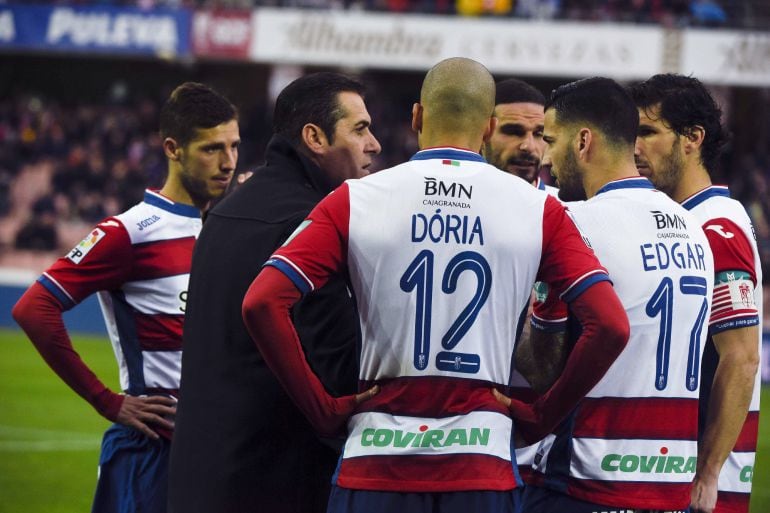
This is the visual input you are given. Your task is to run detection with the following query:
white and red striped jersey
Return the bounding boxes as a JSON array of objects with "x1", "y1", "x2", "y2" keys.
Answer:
[
  {"x1": 38, "y1": 190, "x2": 200, "y2": 398},
  {"x1": 530, "y1": 177, "x2": 715, "y2": 510},
  {"x1": 266, "y1": 147, "x2": 609, "y2": 492},
  {"x1": 682, "y1": 185, "x2": 763, "y2": 513}
]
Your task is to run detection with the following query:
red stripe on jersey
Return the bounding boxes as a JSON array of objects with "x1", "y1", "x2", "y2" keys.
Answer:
[
  {"x1": 714, "y1": 490, "x2": 750, "y2": 513},
  {"x1": 566, "y1": 477, "x2": 692, "y2": 510},
  {"x1": 130, "y1": 237, "x2": 196, "y2": 281},
  {"x1": 711, "y1": 309, "x2": 759, "y2": 323},
  {"x1": 734, "y1": 410, "x2": 759, "y2": 452},
  {"x1": 134, "y1": 313, "x2": 184, "y2": 350},
  {"x1": 356, "y1": 376, "x2": 510, "y2": 418},
  {"x1": 573, "y1": 397, "x2": 699, "y2": 440},
  {"x1": 337, "y1": 453, "x2": 516, "y2": 492}
]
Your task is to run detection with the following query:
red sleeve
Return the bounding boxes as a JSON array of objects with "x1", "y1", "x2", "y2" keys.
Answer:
[
  {"x1": 537, "y1": 196, "x2": 609, "y2": 302},
  {"x1": 266, "y1": 183, "x2": 350, "y2": 295},
  {"x1": 241, "y1": 266, "x2": 357, "y2": 436},
  {"x1": 510, "y1": 281, "x2": 629, "y2": 444},
  {"x1": 703, "y1": 218, "x2": 757, "y2": 282},
  {"x1": 41, "y1": 218, "x2": 133, "y2": 307},
  {"x1": 11, "y1": 282, "x2": 123, "y2": 420}
]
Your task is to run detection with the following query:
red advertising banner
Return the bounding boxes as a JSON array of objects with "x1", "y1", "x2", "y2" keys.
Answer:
[{"x1": 192, "y1": 10, "x2": 252, "y2": 59}]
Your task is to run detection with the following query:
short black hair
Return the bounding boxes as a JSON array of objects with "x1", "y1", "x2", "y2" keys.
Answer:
[
  {"x1": 273, "y1": 72, "x2": 366, "y2": 146},
  {"x1": 495, "y1": 78, "x2": 545, "y2": 106},
  {"x1": 545, "y1": 77, "x2": 638, "y2": 147},
  {"x1": 629, "y1": 74, "x2": 728, "y2": 174},
  {"x1": 159, "y1": 82, "x2": 238, "y2": 147}
]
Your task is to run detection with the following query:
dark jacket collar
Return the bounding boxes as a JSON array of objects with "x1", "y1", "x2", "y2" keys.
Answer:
[{"x1": 264, "y1": 134, "x2": 336, "y2": 195}]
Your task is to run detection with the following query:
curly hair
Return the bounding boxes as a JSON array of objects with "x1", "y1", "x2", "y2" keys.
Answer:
[{"x1": 629, "y1": 74, "x2": 729, "y2": 174}]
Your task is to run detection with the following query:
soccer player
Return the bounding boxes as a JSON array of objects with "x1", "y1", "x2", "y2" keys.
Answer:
[
  {"x1": 631, "y1": 74, "x2": 762, "y2": 513},
  {"x1": 241, "y1": 57, "x2": 629, "y2": 513},
  {"x1": 11, "y1": 82, "x2": 239, "y2": 513},
  {"x1": 168, "y1": 72, "x2": 381, "y2": 513},
  {"x1": 483, "y1": 78, "x2": 554, "y2": 192},
  {"x1": 518, "y1": 77, "x2": 715, "y2": 513}
]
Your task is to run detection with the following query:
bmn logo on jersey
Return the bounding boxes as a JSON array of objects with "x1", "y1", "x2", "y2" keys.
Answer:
[
  {"x1": 424, "y1": 177, "x2": 472, "y2": 199},
  {"x1": 651, "y1": 210, "x2": 687, "y2": 230}
]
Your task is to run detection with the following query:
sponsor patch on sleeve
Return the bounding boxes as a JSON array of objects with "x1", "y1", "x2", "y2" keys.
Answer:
[
  {"x1": 711, "y1": 270, "x2": 757, "y2": 322},
  {"x1": 67, "y1": 228, "x2": 106, "y2": 264}
]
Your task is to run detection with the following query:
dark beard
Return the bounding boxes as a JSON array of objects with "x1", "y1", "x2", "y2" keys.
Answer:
[{"x1": 556, "y1": 149, "x2": 587, "y2": 202}]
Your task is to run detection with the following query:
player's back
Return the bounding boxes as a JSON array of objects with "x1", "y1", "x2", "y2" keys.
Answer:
[
  {"x1": 347, "y1": 150, "x2": 546, "y2": 386},
  {"x1": 332, "y1": 147, "x2": 607, "y2": 493},
  {"x1": 531, "y1": 177, "x2": 714, "y2": 510}
]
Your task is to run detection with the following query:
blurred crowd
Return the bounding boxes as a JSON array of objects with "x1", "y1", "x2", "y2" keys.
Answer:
[
  {"x1": 14, "y1": 0, "x2": 767, "y2": 29},
  {"x1": 0, "y1": 85, "x2": 768, "y2": 286}
]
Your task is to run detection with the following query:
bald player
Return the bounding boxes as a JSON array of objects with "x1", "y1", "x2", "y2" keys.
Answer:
[{"x1": 241, "y1": 58, "x2": 629, "y2": 513}]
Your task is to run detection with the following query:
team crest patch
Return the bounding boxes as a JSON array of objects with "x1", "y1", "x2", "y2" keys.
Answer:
[
  {"x1": 67, "y1": 228, "x2": 106, "y2": 264},
  {"x1": 281, "y1": 219, "x2": 312, "y2": 247}
]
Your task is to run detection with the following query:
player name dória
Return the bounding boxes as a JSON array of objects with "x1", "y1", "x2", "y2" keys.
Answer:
[{"x1": 411, "y1": 210, "x2": 484, "y2": 245}]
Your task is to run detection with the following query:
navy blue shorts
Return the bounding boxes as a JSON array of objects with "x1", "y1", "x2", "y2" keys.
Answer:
[
  {"x1": 91, "y1": 423, "x2": 170, "y2": 513},
  {"x1": 522, "y1": 485, "x2": 689, "y2": 513},
  {"x1": 327, "y1": 485, "x2": 521, "y2": 513}
]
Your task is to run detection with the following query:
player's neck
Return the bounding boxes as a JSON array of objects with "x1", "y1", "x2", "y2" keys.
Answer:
[
  {"x1": 584, "y1": 158, "x2": 639, "y2": 199},
  {"x1": 672, "y1": 163, "x2": 712, "y2": 204},
  {"x1": 419, "y1": 132, "x2": 482, "y2": 154},
  {"x1": 159, "y1": 172, "x2": 206, "y2": 211}
]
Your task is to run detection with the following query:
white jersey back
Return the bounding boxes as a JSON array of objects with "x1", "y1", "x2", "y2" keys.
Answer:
[
  {"x1": 269, "y1": 147, "x2": 609, "y2": 492},
  {"x1": 531, "y1": 178, "x2": 714, "y2": 510}
]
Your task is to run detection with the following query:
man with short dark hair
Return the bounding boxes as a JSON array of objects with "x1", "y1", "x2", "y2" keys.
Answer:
[
  {"x1": 631, "y1": 74, "x2": 762, "y2": 513},
  {"x1": 483, "y1": 78, "x2": 548, "y2": 187},
  {"x1": 168, "y1": 72, "x2": 381, "y2": 513},
  {"x1": 242, "y1": 58, "x2": 629, "y2": 513},
  {"x1": 12, "y1": 82, "x2": 240, "y2": 513},
  {"x1": 518, "y1": 76, "x2": 715, "y2": 513}
]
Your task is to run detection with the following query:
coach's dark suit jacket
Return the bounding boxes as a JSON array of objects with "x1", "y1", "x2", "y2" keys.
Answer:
[{"x1": 169, "y1": 134, "x2": 359, "y2": 513}]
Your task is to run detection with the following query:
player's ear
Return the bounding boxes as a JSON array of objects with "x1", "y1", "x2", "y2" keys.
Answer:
[
  {"x1": 411, "y1": 103, "x2": 423, "y2": 134},
  {"x1": 683, "y1": 125, "x2": 705, "y2": 155},
  {"x1": 482, "y1": 116, "x2": 498, "y2": 144},
  {"x1": 163, "y1": 138, "x2": 182, "y2": 161},
  {"x1": 301, "y1": 123, "x2": 328, "y2": 156},
  {"x1": 576, "y1": 128, "x2": 592, "y2": 160}
]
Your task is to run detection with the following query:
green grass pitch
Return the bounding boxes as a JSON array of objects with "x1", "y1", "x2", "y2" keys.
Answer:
[{"x1": 1, "y1": 326, "x2": 769, "y2": 512}]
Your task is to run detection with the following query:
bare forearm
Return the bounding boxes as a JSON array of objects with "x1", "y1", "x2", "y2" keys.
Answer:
[
  {"x1": 515, "y1": 329, "x2": 567, "y2": 394},
  {"x1": 697, "y1": 327, "x2": 759, "y2": 479}
]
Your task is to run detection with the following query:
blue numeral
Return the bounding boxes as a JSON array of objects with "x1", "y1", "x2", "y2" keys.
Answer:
[
  {"x1": 681, "y1": 276, "x2": 708, "y2": 392},
  {"x1": 441, "y1": 251, "x2": 492, "y2": 349},
  {"x1": 400, "y1": 250, "x2": 433, "y2": 370},
  {"x1": 647, "y1": 277, "x2": 673, "y2": 391},
  {"x1": 400, "y1": 250, "x2": 491, "y2": 373},
  {"x1": 646, "y1": 275, "x2": 708, "y2": 391}
]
